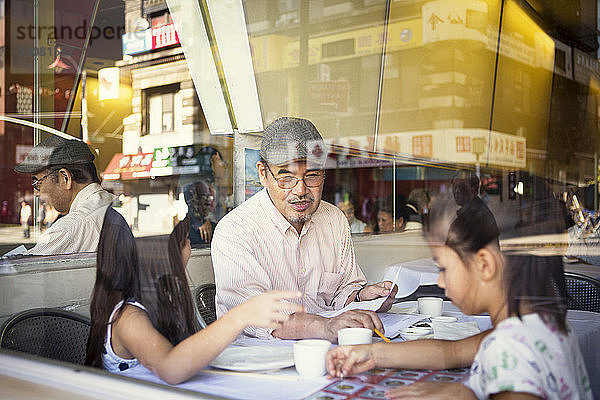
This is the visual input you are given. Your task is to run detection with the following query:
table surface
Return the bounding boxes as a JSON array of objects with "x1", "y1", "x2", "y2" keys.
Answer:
[{"x1": 121, "y1": 304, "x2": 599, "y2": 400}]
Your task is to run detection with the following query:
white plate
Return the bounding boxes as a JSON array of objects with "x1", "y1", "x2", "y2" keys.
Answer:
[{"x1": 210, "y1": 345, "x2": 295, "y2": 372}]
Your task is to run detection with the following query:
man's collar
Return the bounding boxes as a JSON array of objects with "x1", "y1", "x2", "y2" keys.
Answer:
[{"x1": 68, "y1": 182, "x2": 103, "y2": 213}]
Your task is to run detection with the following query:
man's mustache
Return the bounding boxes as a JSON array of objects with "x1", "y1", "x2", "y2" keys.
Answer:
[{"x1": 288, "y1": 193, "x2": 314, "y2": 203}]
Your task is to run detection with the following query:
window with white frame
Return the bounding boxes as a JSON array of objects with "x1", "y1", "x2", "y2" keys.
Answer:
[{"x1": 145, "y1": 84, "x2": 183, "y2": 135}]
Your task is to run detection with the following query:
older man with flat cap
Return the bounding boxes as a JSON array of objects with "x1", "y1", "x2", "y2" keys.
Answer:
[
  {"x1": 14, "y1": 135, "x2": 114, "y2": 255},
  {"x1": 212, "y1": 117, "x2": 396, "y2": 342}
]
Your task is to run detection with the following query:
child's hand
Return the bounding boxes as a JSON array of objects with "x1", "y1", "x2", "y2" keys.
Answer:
[
  {"x1": 239, "y1": 291, "x2": 304, "y2": 329},
  {"x1": 326, "y1": 344, "x2": 375, "y2": 377}
]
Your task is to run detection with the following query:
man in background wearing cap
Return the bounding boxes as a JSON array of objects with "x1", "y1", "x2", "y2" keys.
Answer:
[
  {"x1": 212, "y1": 117, "x2": 395, "y2": 342},
  {"x1": 14, "y1": 135, "x2": 114, "y2": 255}
]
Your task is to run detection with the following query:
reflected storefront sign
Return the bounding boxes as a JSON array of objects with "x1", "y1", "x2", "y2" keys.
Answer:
[
  {"x1": 422, "y1": 0, "x2": 488, "y2": 45},
  {"x1": 151, "y1": 145, "x2": 200, "y2": 176},
  {"x1": 249, "y1": 0, "x2": 554, "y2": 75},
  {"x1": 278, "y1": 19, "x2": 421, "y2": 69},
  {"x1": 574, "y1": 48, "x2": 600, "y2": 86},
  {"x1": 328, "y1": 129, "x2": 525, "y2": 169},
  {"x1": 122, "y1": 30, "x2": 152, "y2": 55},
  {"x1": 309, "y1": 81, "x2": 349, "y2": 113},
  {"x1": 103, "y1": 152, "x2": 153, "y2": 180},
  {"x1": 122, "y1": 23, "x2": 180, "y2": 56}
]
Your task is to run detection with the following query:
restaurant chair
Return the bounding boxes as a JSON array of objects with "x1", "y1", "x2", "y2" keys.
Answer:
[
  {"x1": 194, "y1": 283, "x2": 217, "y2": 326},
  {"x1": 0, "y1": 308, "x2": 91, "y2": 365},
  {"x1": 564, "y1": 272, "x2": 600, "y2": 313}
]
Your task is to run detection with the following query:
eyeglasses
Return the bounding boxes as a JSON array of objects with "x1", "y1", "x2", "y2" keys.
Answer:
[
  {"x1": 32, "y1": 169, "x2": 59, "y2": 190},
  {"x1": 264, "y1": 163, "x2": 325, "y2": 189}
]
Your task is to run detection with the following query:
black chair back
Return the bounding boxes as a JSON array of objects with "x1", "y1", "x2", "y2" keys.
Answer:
[
  {"x1": 194, "y1": 283, "x2": 217, "y2": 326},
  {"x1": 564, "y1": 272, "x2": 600, "y2": 313},
  {"x1": 0, "y1": 308, "x2": 91, "y2": 365}
]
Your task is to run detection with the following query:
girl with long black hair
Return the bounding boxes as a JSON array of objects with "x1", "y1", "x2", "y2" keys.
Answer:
[{"x1": 87, "y1": 210, "x2": 302, "y2": 384}]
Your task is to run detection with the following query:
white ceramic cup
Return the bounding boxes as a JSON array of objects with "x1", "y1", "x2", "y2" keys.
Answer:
[
  {"x1": 337, "y1": 327, "x2": 373, "y2": 346},
  {"x1": 417, "y1": 297, "x2": 443, "y2": 317},
  {"x1": 293, "y1": 339, "x2": 331, "y2": 378}
]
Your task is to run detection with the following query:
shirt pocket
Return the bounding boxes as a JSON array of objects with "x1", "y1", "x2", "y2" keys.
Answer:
[{"x1": 318, "y1": 271, "x2": 344, "y2": 306}]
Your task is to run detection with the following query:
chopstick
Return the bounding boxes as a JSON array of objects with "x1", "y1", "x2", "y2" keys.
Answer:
[
  {"x1": 200, "y1": 368, "x2": 301, "y2": 381},
  {"x1": 374, "y1": 328, "x2": 391, "y2": 343}
]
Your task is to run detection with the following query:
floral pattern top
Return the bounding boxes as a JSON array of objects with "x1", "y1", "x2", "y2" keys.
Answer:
[{"x1": 465, "y1": 313, "x2": 593, "y2": 399}]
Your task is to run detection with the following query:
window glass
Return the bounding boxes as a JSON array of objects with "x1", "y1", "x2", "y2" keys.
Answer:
[{"x1": 1, "y1": 0, "x2": 599, "y2": 396}]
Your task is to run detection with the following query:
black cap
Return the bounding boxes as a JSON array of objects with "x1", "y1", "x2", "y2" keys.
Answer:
[{"x1": 15, "y1": 135, "x2": 95, "y2": 174}]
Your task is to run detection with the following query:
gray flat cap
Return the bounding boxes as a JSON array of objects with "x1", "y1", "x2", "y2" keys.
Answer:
[
  {"x1": 15, "y1": 135, "x2": 95, "y2": 174},
  {"x1": 260, "y1": 117, "x2": 327, "y2": 166}
]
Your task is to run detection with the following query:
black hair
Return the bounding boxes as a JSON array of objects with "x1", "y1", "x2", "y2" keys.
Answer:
[
  {"x1": 451, "y1": 169, "x2": 480, "y2": 207},
  {"x1": 51, "y1": 163, "x2": 100, "y2": 184},
  {"x1": 377, "y1": 194, "x2": 410, "y2": 230},
  {"x1": 86, "y1": 212, "x2": 199, "y2": 369},
  {"x1": 428, "y1": 195, "x2": 568, "y2": 333},
  {"x1": 502, "y1": 175, "x2": 568, "y2": 332},
  {"x1": 444, "y1": 198, "x2": 500, "y2": 261},
  {"x1": 196, "y1": 146, "x2": 223, "y2": 182},
  {"x1": 86, "y1": 207, "x2": 140, "y2": 368},
  {"x1": 504, "y1": 253, "x2": 567, "y2": 333},
  {"x1": 136, "y1": 216, "x2": 199, "y2": 346}
]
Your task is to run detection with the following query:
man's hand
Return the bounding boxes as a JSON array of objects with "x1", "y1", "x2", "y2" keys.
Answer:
[
  {"x1": 324, "y1": 310, "x2": 383, "y2": 343},
  {"x1": 356, "y1": 281, "x2": 397, "y2": 312},
  {"x1": 198, "y1": 220, "x2": 213, "y2": 242}
]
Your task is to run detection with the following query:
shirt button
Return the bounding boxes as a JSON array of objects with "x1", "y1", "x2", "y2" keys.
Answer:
[{"x1": 302, "y1": 267, "x2": 306, "y2": 273}]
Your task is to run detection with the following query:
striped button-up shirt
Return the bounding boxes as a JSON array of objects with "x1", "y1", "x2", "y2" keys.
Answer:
[
  {"x1": 212, "y1": 188, "x2": 366, "y2": 338},
  {"x1": 25, "y1": 183, "x2": 114, "y2": 256}
]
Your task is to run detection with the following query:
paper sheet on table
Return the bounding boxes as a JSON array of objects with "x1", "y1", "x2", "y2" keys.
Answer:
[
  {"x1": 122, "y1": 365, "x2": 329, "y2": 400},
  {"x1": 432, "y1": 320, "x2": 480, "y2": 340},
  {"x1": 379, "y1": 313, "x2": 430, "y2": 339},
  {"x1": 382, "y1": 258, "x2": 439, "y2": 298},
  {"x1": 318, "y1": 297, "x2": 388, "y2": 318},
  {"x1": 442, "y1": 311, "x2": 493, "y2": 332},
  {"x1": 233, "y1": 336, "x2": 296, "y2": 347},
  {"x1": 2, "y1": 245, "x2": 27, "y2": 258}
]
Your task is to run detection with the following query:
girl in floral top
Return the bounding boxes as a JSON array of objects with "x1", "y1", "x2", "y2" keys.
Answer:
[{"x1": 326, "y1": 198, "x2": 592, "y2": 399}]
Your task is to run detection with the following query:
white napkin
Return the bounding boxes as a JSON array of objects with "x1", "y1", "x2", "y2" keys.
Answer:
[{"x1": 432, "y1": 320, "x2": 480, "y2": 340}]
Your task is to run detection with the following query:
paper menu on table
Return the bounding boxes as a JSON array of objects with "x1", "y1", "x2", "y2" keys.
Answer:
[
  {"x1": 2, "y1": 244, "x2": 27, "y2": 258},
  {"x1": 318, "y1": 297, "x2": 388, "y2": 318},
  {"x1": 382, "y1": 258, "x2": 440, "y2": 298}
]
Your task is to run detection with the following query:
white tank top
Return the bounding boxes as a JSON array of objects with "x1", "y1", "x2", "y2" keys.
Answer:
[{"x1": 101, "y1": 300, "x2": 151, "y2": 374}]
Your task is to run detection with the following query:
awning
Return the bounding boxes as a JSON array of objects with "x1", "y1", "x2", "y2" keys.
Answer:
[{"x1": 103, "y1": 153, "x2": 153, "y2": 180}]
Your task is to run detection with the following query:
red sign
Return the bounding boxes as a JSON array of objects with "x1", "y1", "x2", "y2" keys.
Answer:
[
  {"x1": 152, "y1": 23, "x2": 179, "y2": 49},
  {"x1": 103, "y1": 153, "x2": 153, "y2": 180}
]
